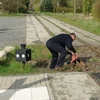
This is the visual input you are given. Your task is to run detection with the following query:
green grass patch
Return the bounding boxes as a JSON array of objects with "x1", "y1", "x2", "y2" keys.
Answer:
[
  {"x1": 0, "y1": 13, "x2": 26, "y2": 17},
  {"x1": 42, "y1": 12, "x2": 100, "y2": 36},
  {"x1": 0, "y1": 45, "x2": 87, "y2": 76},
  {"x1": 0, "y1": 44, "x2": 56, "y2": 76}
]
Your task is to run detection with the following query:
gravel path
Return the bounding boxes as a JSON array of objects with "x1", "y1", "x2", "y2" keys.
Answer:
[{"x1": 0, "y1": 16, "x2": 26, "y2": 50}]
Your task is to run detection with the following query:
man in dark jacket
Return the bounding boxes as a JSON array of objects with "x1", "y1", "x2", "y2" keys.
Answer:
[{"x1": 46, "y1": 33, "x2": 78, "y2": 71}]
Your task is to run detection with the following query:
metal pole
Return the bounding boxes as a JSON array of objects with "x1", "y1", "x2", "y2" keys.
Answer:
[
  {"x1": 22, "y1": 62, "x2": 25, "y2": 68},
  {"x1": 74, "y1": 0, "x2": 76, "y2": 13}
]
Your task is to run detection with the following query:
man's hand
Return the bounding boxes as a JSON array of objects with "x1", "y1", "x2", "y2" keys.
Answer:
[
  {"x1": 74, "y1": 53, "x2": 78, "y2": 59},
  {"x1": 71, "y1": 53, "x2": 78, "y2": 63}
]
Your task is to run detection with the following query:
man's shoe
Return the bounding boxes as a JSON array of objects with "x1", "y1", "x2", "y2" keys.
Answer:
[{"x1": 55, "y1": 67, "x2": 59, "y2": 71}]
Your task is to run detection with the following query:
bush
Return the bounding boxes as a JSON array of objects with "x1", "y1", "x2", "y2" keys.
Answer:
[
  {"x1": 40, "y1": 0, "x2": 53, "y2": 12},
  {"x1": 33, "y1": 0, "x2": 41, "y2": 11},
  {"x1": 1, "y1": 0, "x2": 18, "y2": 13},
  {"x1": 83, "y1": 0, "x2": 93, "y2": 15},
  {"x1": 92, "y1": 0, "x2": 100, "y2": 19},
  {"x1": 18, "y1": 5, "x2": 27, "y2": 13},
  {"x1": 40, "y1": 1, "x2": 45, "y2": 12},
  {"x1": 1, "y1": 0, "x2": 29, "y2": 14},
  {"x1": 56, "y1": 7, "x2": 73, "y2": 13}
]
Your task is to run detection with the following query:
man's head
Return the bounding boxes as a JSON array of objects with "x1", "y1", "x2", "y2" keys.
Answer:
[{"x1": 70, "y1": 33, "x2": 76, "y2": 41}]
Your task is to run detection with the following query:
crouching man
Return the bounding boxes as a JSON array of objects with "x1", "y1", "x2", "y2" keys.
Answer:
[{"x1": 46, "y1": 33, "x2": 78, "y2": 71}]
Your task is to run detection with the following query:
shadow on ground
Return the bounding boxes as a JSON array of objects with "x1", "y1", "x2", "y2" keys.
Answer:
[
  {"x1": 31, "y1": 60, "x2": 49, "y2": 68},
  {"x1": 0, "y1": 76, "x2": 52, "y2": 100}
]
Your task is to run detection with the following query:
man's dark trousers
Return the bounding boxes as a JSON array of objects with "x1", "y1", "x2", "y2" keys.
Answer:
[{"x1": 46, "y1": 40, "x2": 68, "y2": 68}]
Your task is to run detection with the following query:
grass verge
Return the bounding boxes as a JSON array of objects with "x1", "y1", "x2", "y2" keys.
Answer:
[
  {"x1": 0, "y1": 45, "x2": 55, "y2": 76},
  {"x1": 0, "y1": 13, "x2": 26, "y2": 17}
]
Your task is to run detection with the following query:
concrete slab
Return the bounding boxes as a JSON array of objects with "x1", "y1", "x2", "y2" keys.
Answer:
[
  {"x1": 15, "y1": 88, "x2": 31, "y2": 100},
  {"x1": 37, "y1": 15, "x2": 84, "y2": 46},
  {"x1": 31, "y1": 87, "x2": 50, "y2": 100},
  {"x1": 26, "y1": 15, "x2": 51, "y2": 45},
  {"x1": 48, "y1": 72, "x2": 100, "y2": 100},
  {"x1": 0, "y1": 87, "x2": 50, "y2": 100},
  {"x1": 0, "y1": 74, "x2": 54, "y2": 100},
  {"x1": 0, "y1": 73, "x2": 100, "y2": 100},
  {"x1": 36, "y1": 16, "x2": 63, "y2": 35}
]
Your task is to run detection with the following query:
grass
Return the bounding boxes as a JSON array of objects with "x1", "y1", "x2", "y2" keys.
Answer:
[
  {"x1": 0, "y1": 44, "x2": 74, "y2": 76},
  {"x1": 0, "y1": 12, "x2": 99, "y2": 75},
  {"x1": 0, "y1": 13, "x2": 26, "y2": 17},
  {"x1": 0, "y1": 45, "x2": 56, "y2": 76},
  {"x1": 1, "y1": 45, "x2": 99, "y2": 75},
  {"x1": 42, "y1": 12, "x2": 100, "y2": 36}
]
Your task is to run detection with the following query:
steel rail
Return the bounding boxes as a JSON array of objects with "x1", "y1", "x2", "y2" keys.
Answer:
[{"x1": 31, "y1": 14, "x2": 100, "y2": 86}]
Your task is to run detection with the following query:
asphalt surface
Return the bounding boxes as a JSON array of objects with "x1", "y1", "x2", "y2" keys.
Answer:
[{"x1": 0, "y1": 16, "x2": 26, "y2": 50}]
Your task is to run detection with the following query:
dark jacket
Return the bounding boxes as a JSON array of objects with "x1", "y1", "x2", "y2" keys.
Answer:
[{"x1": 48, "y1": 34, "x2": 76, "y2": 53}]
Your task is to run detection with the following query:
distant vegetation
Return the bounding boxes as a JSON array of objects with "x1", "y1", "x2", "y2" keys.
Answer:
[
  {"x1": 0, "y1": 0, "x2": 29, "y2": 13},
  {"x1": 0, "y1": 0, "x2": 100, "y2": 19},
  {"x1": 39, "y1": 0, "x2": 100, "y2": 20},
  {"x1": 92, "y1": 0, "x2": 100, "y2": 20},
  {"x1": 0, "y1": 45, "x2": 52, "y2": 75}
]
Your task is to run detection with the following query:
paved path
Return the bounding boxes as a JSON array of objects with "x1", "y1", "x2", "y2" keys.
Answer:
[
  {"x1": 26, "y1": 15, "x2": 84, "y2": 46},
  {"x1": 26, "y1": 15, "x2": 51, "y2": 45},
  {"x1": 0, "y1": 14, "x2": 100, "y2": 100},
  {"x1": 26, "y1": 14, "x2": 100, "y2": 47},
  {"x1": 36, "y1": 15, "x2": 84, "y2": 46},
  {"x1": 0, "y1": 72, "x2": 100, "y2": 100},
  {"x1": 41, "y1": 15, "x2": 100, "y2": 47},
  {"x1": 0, "y1": 74, "x2": 54, "y2": 100},
  {"x1": 49, "y1": 72, "x2": 100, "y2": 100}
]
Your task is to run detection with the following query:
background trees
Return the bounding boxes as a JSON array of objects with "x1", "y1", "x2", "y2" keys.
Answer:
[
  {"x1": 40, "y1": 0, "x2": 53, "y2": 12},
  {"x1": 0, "y1": 0, "x2": 100, "y2": 20},
  {"x1": 1, "y1": 0, "x2": 29, "y2": 13},
  {"x1": 92, "y1": 0, "x2": 100, "y2": 19},
  {"x1": 40, "y1": 0, "x2": 83, "y2": 13},
  {"x1": 83, "y1": 0, "x2": 93, "y2": 15}
]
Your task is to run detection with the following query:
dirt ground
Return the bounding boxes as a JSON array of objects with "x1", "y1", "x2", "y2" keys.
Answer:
[
  {"x1": 31, "y1": 46, "x2": 100, "y2": 73},
  {"x1": 75, "y1": 46, "x2": 100, "y2": 72}
]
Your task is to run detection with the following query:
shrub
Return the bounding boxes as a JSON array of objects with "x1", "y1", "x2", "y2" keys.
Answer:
[
  {"x1": 40, "y1": 0, "x2": 53, "y2": 12},
  {"x1": 56, "y1": 7, "x2": 73, "y2": 13},
  {"x1": 40, "y1": 1, "x2": 45, "y2": 12},
  {"x1": 92, "y1": 0, "x2": 100, "y2": 19},
  {"x1": 1, "y1": 0, "x2": 29, "y2": 13},
  {"x1": 33, "y1": 0, "x2": 40, "y2": 11},
  {"x1": 18, "y1": 5, "x2": 27, "y2": 13},
  {"x1": 45, "y1": 0, "x2": 53, "y2": 12},
  {"x1": 83, "y1": 0, "x2": 93, "y2": 15}
]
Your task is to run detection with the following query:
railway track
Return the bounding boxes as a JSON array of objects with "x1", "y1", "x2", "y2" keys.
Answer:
[
  {"x1": 33, "y1": 14, "x2": 100, "y2": 85},
  {"x1": 28, "y1": 14, "x2": 100, "y2": 85},
  {"x1": 34, "y1": 14, "x2": 100, "y2": 55}
]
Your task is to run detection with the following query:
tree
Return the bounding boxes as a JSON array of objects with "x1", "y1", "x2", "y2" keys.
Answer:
[
  {"x1": 74, "y1": 0, "x2": 76, "y2": 13},
  {"x1": 92, "y1": 0, "x2": 100, "y2": 19},
  {"x1": 18, "y1": 0, "x2": 29, "y2": 13},
  {"x1": 52, "y1": 0, "x2": 58, "y2": 12},
  {"x1": 59, "y1": 0, "x2": 67, "y2": 7},
  {"x1": 1, "y1": 0, "x2": 18, "y2": 13},
  {"x1": 45, "y1": 0, "x2": 53, "y2": 12},
  {"x1": 83, "y1": 0, "x2": 93, "y2": 15},
  {"x1": 40, "y1": 0, "x2": 45, "y2": 12},
  {"x1": 40, "y1": 0, "x2": 53, "y2": 12},
  {"x1": 1, "y1": 0, "x2": 29, "y2": 13},
  {"x1": 66, "y1": 0, "x2": 83, "y2": 13}
]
